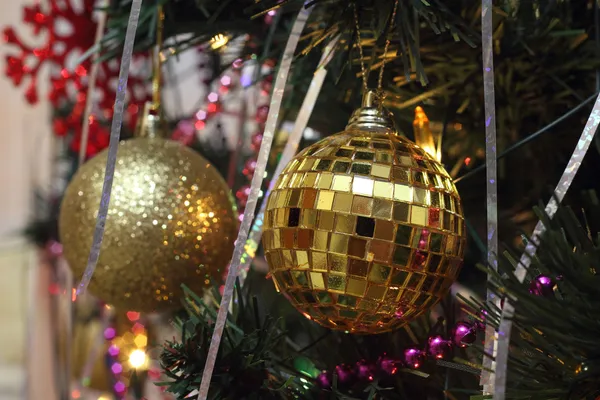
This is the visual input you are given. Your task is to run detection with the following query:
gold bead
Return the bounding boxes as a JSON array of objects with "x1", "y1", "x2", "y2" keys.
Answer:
[
  {"x1": 59, "y1": 138, "x2": 237, "y2": 312},
  {"x1": 263, "y1": 97, "x2": 465, "y2": 334}
]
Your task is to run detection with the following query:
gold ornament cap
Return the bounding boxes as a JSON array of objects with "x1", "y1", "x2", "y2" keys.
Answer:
[
  {"x1": 346, "y1": 90, "x2": 397, "y2": 134},
  {"x1": 135, "y1": 101, "x2": 168, "y2": 139}
]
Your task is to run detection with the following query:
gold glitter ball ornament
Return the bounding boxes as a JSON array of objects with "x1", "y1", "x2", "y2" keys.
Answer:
[
  {"x1": 263, "y1": 92, "x2": 466, "y2": 334},
  {"x1": 59, "y1": 137, "x2": 237, "y2": 313}
]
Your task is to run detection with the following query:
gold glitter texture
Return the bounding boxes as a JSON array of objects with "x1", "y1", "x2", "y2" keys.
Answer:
[
  {"x1": 263, "y1": 130, "x2": 466, "y2": 334},
  {"x1": 59, "y1": 138, "x2": 237, "y2": 312}
]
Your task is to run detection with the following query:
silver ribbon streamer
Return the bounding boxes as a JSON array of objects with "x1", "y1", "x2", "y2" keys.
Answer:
[
  {"x1": 480, "y1": 0, "x2": 498, "y2": 393},
  {"x1": 196, "y1": 6, "x2": 313, "y2": 399},
  {"x1": 76, "y1": 0, "x2": 144, "y2": 295},
  {"x1": 493, "y1": 92, "x2": 600, "y2": 399},
  {"x1": 237, "y1": 35, "x2": 339, "y2": 285}
]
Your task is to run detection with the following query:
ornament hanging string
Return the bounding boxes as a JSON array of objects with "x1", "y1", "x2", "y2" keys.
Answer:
[
  {"x1": 237, "y1": 35, "x2": 340, "y2": 285},
  {"x1": 151, "y1": 6, "x2": 164, "y2": 111},
  {"x1": 76, "y1": 0, "x2": 143, "y2": 295},
  {"x1": 77, "y1": 0, "x2": 108, "y2": 167},
  {"x1": 480, "y1": 0, "x2": 498, "y2": 394},
  {"x1": 377, "y1": 1, "x2": 398, "y2": 94},
  {"x1": 493, "y1": 92, "x2": 600, "y2": 400},
  {"x1": 353, "y1": 4, "x2": 369, "y2": 93},
  {"x1": 353, "y1": 0, "x2": 399, "y2": 97},
  {"x1": 196, "y1": 6, "x2": 313, "y2": 399}
]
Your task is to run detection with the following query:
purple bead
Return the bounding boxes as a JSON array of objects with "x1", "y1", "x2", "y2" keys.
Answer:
[
  {"x1": 427, "y1": 335, "x2": 451, "y2": 359},
  {"x1": 355, "y1": 360, "x2": 376, "y2": 381},
  {"x1": 335, "y1": 364, "x2": 354, "y2": 384},
  {"x1": 529, "y1": 274, "x2": 555, "y2": 298},
  {"x1": 255, "y1": 105, "x2": 270, "y2": 124},
  {"x1": 111, "y1": 362, "x2": 123, "y2": 374},
  {"x1": 475, "y1": 309, "x2": 488, "y2": 331},
  {"x1": 232, "y1": 58, "x2": 243, "y2": 69},
  {"x1": 108, "y1": 344, "x2": 120, "y2": 357},
  {"x1": 453, "y1": 321, "x2": 476, "y2": 347},
  {"x1": 45, "y1": 240, "x2": 63, "y2": 258},
  {"x1": 104, "y1": 327, "x2": 116, "y2": 340},
  {"x1": 114, "y1": 381, "x2": 126, "y2": 393},
  {"x1": 251, "y1": 133, "x2": 263, "y2": 151},
  {"x1": 378, "y1": 354, "x2": 400, "y2": 375},
  {"x1": 316, "y1": 371, "x2": 331, "y2": 388},
  {"x1": 404, "y1": 347, "x2": 425, "y2": 369}
]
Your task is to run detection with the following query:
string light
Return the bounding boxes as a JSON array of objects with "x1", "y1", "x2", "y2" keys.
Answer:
[
  {"x1": 129, "y1": 349, "x2": 148, "y2": 369},
  {"x1": 413, "y1": 106, "x2": 441, "y2": 162},
  {"x1": 210, "y1": 34, "x2": 229, "y2": 50},
  {"x1": 102, "y1": 310, "x2": 149, "y2": 398}
]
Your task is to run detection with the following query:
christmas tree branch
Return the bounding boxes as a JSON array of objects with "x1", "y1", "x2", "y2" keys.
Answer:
[{"x1": 476, "y1": 203, "x2": 600, "y2": 399}]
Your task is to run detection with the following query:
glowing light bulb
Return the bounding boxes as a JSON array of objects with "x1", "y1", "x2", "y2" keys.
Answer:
[
  {"x1": 128, "y1": 349, "x2": 147, "y2": 369},
  {"x1": 210, "y1": 34, "x2": 229, "y2": 50},
  {"x1": 413, "y1": 106, "x2": 441, "y2": 162}
]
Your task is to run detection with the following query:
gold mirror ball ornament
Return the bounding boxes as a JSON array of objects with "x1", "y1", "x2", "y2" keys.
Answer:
[
  {"x1": 263, "y1": 92, "x2": 466, "y2": 334},
  {"x1": 59, "y1": 106, "x2": 238, "y2": 312}
]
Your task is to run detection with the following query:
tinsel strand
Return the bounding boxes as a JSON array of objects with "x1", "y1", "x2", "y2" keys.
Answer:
[
  {"x1": 76, "y1": 0, "x2": 143, "y2": 295},
  {"x1": 196, "y1": 6, "x2": 312, "y2": 399}
]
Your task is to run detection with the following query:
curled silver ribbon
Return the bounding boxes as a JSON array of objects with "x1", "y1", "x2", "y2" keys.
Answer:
[
  {"x1": 493, "y1": 92, "x2": 600, "y2": 400},
  {"x1": 480, "y1": 0, "x2": 498, "y2": 393},
  {"x1": 76, "y1": 0, "x2": 144, "y2": 295},
  {"x1": 196, "y1": 6, "x2": 313, "y2": 399},
  {"x1": 237, "y1": 35, "x2": 339, "y2": 285}
]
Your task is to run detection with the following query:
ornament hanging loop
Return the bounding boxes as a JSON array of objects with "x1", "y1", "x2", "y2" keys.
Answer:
[
  {"x1": 353, "y1": 0, "x2": 398, "y2": 103},
  {"x1": 377, "y1": 0, "x2": 399, "y2": 94},
  {"x1": 353, "y1": 4, "x2": 369, "y2": 93},
  {"x1": 361, "y1": 90, "x2": 381, "y2": 108},
  {"x1": 151, "y1": 4, "x2": 164, "y2": 112},
  {"x1": 347, "y1": 89, "x2": 397, "y2": 134},
  {"x1": 135, "y1": 5, "x2": 166, "y2": 139},
  {"x1": 134, "y1": 102, "x2": 166, "y2": 138}
]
